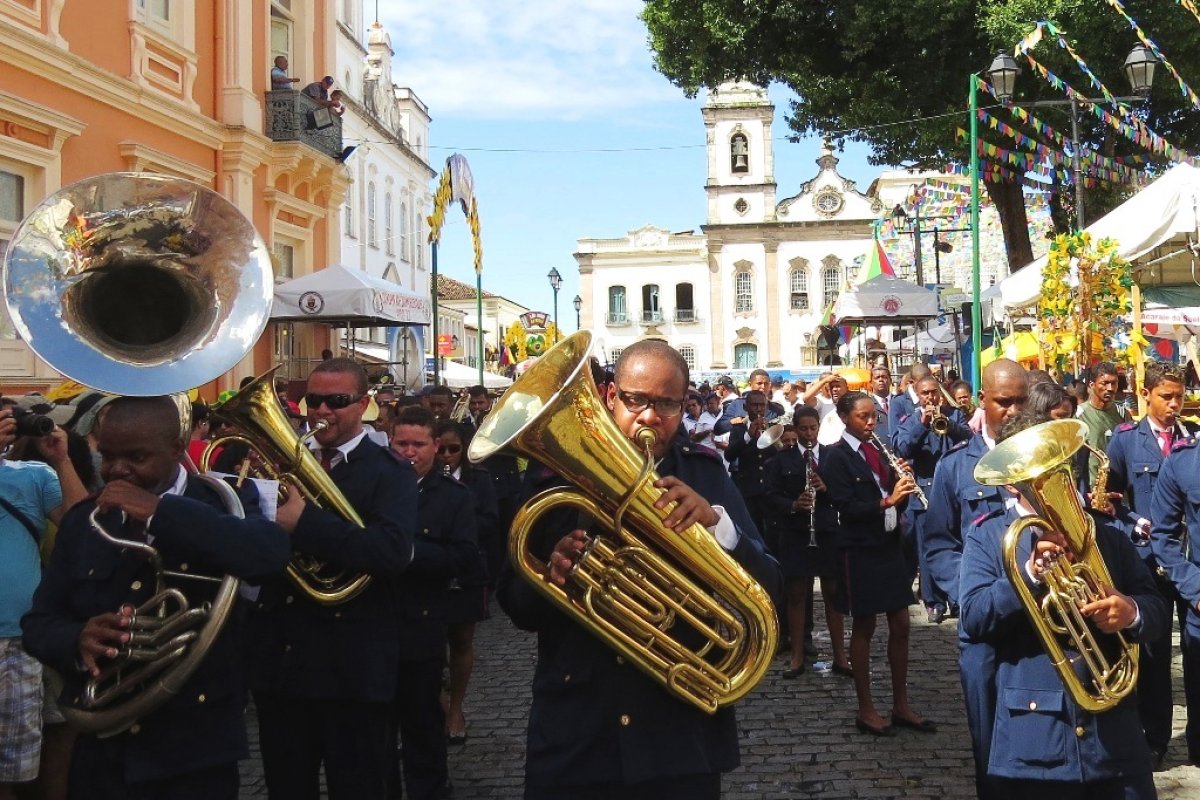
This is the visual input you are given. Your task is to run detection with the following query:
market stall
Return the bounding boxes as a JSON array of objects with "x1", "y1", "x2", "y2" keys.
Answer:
[{"x1": 834, "y1": 275, "x2": 941, "y2": 370}]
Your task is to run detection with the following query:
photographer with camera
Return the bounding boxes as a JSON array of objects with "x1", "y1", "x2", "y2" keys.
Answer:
[{"x1": 0, "y1": 396, "x2": 86, "y2": 799}]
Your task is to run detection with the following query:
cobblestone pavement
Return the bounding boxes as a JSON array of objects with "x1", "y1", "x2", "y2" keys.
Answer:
[{"x1": 239, "y1": 596, "x2": 1200, "y2": 799}]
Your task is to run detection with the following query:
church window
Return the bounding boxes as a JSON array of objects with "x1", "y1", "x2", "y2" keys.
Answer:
[
  {"x1": 734, "y1": 270, "x2": 753, "y2": 314},
  {"x1": 399, "y1": 202, "x2": 409, "y2": 261},
  {"x1": 730, "y1": 132, "x2": 749, "y2": 174},
  {"x1": 734, "y1": 343, "x2": 757, "y2": 369},
  {"x1": 678, "y1": 344, "x2": 696, "y2": 370},
  {"x1": 789, "y1": 265, "x2": 810, "y2": 310},
  {"x1": 384, "y1": 193, "x2": 394, "y2": 255},
  {"x1": 733, "y1": 198, "x2": 749, "y2": 215},
  {"x1": 822, "y1": 263, "x2": 840, "y2": 310}
]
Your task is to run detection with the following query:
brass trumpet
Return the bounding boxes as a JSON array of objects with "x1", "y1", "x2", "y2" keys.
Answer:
[
  {"x1": 974, "y1": 418, "x2": 1138, "y2": 713},
  {"x1": 468, "y1": 331, "x2": 778, "y2": 713}
]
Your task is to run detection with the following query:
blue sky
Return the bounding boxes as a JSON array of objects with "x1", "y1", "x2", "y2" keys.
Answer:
[{"x1": 380, "y1": 1, "x2": 884, "y2": 325}]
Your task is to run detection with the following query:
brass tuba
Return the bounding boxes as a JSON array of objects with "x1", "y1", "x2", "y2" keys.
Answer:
[
  {"x1": 201, "y1": 366, "x2": 370, "y2": 604},
  {"x1": 467, "y1": 331, "x2": 778, "y2": 713},
  {"x1": 974, "y1": 418, "x2": 1139, "y2": 713},
  {"x1": 2, "y1": 173, "x2": 274, "y2": 735}
]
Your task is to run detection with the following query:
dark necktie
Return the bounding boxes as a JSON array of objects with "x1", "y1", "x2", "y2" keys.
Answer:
[
  {"x1": 861, "y1": 441, "x2": 892, "y2": 490},
  {"x1": 319, "y1": 447, "x2": 337, "y2": 472}
]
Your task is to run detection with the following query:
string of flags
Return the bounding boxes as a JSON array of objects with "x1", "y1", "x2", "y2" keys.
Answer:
[{"x1": 1105, "y1": 0, "x2": 1200, "y2": 109}]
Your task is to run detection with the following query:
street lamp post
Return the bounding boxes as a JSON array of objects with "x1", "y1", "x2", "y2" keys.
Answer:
[
  {"x1": 891, "y1": 196, "x2": 971, "y2": 287},
  {"x1": 968, "y1": 45, "x2": 1156, "y2": 388},
  {"x1": 573, "y1": 294, "x2": 582, "y2": 331},
  {"x1": 547, "y1": 267, "x2": 562, "y2": 343}
]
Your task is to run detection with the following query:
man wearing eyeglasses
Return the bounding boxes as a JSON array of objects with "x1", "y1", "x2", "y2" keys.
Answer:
[
  {"x1": 251, "y1": 358, "x2": 419, "y2": 800},
  {"x1": 498, "y1": 339, "x2": 782, "y2": 800}
]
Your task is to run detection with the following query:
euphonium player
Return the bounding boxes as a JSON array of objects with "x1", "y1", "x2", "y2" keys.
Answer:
[
  {"x1": 497, "y1": 340, "x2": 781, "y2": 800},
  {"x1": 250, "y1": 358, "x2": 418, "y2": 800},
  {"x1": 22, "y1": 397, "x2": 290, "y2": 800},
  {"x1": 960, "y1": 411, "x2": 1166, "y2": 800}
]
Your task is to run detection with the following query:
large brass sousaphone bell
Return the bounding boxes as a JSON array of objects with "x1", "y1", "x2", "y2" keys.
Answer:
[
  {"x1": 974, "y1": 418, "x2": 1139, "y2": 713},
  {"x1": 468, "y1": 332, "x2": 778, "y2": 713},
  {"x1": 2, "y1": 173, "x2": 274, "y2": 736}
]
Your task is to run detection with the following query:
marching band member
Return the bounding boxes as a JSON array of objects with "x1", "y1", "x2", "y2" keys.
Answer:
[
  {"x1": 764, "y1": 405, "x2": 849, "y2": 679},
  {"x1": 819, "y1": 392, "x2": 931, "y2": 737},
  {"x1": 724, "y1": 390, "x2": 782, "y2": 546},
  {"x1": 887, "y1": 363, "x2": 931, "y2": 439},
  {"x1": 893, "y1": 374, "x2": 972, "y2": 624},
  {"x1": 251, "y1": 358, "x2": 418, "y2": 800},
  {"x1": 498, "y1": 339, "x2": 780, "y2": 800},
  {"x1": 961, "y1": 411, "x2": 1165, "y2": 800},
  {"x1": 868, "y1": 365, "x2": 893, "y2": 442},
  {"x1": 923, "y1": 358, "x2": 1027, "y2": 799},
  {"x1": 467, "y1": 384, "x2": 523, "y2": 549},
  {"x1": 22, "y1": 397, "x2": 289, "y2": 800},
  {"x1": 387, "y1": 408, "x2": 479, "y2": 799},
  {"x1": 1106, "y1": 362, "x2": 1195, "y2": 767}
]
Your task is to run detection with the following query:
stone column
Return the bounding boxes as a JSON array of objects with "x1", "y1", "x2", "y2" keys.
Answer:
[
  {"x1": 708, "y1": 245, "x2": 727, "y2": 369},
  {"x1": 764, "y1": 241, "x2": 782, "y2": 366}
]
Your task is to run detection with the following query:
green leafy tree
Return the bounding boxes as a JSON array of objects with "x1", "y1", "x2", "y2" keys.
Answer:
[{"x1": 642, "y1": 0, "x2": 1200, "y2": 270}]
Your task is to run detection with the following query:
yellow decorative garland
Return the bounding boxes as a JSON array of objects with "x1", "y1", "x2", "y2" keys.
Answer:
[{"x1": 1038, "y1": 232, "x2": 1132, "y2": 371}]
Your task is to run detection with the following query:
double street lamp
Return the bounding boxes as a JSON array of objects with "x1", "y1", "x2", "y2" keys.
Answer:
[
  {"x1": 547, "y1": 267, "x2": 562, "y2": 343},
  {"x1": 985, "y1": 44, "x2": 1157, "y2": 228},
  {"x1": 968, "y1": 43, "x2": 1157, "y2": 389}
]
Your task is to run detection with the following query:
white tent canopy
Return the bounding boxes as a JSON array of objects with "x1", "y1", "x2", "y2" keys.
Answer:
[
  {"x1": 834, "y1": 274, "x2": 940, "y2": 322},
  {"x1": 994, "y1": 163, "x2": 1200, "y2": 310},
  {"x1": 271, "y1": 264, "x2": 432, "y2": 325},
  {"x1": 438, "y1": 359, "x2": 511, "y2": 389}
]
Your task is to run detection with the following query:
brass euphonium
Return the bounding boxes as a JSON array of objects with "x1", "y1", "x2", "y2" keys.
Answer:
[
  {"x1": 201, "y1": 366, "x2": 370, "y2": 605},
  {"x1": 2, "y1": 173, "x2": 274, "y2": 735},
  {"x1": 468, "y1": 331, "x2": 778, "y2": 713},
  {"x1": 974, "y1": 418, "x2": 1139, "y2": 713}
]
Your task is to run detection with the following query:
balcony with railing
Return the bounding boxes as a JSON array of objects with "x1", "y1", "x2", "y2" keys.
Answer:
[
  {"x1": 641, "y1": 310, "x2": 664, "y2": 324},
  {"x1": 606, "y1": 311, "x2": 630, "y2": 326},
  {"x1": 265, "y1": 90, "x2": 344, "y2": 160},
  {"x1": 674, "y1": 308, "x2": 697, "y2": 323}
]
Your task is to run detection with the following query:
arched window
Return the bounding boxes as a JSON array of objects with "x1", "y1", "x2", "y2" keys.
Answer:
[
  {"x1": 730, "y1": 132, "x2": 749, "y2": 174},
  {"x1": 678, "y1": 344, "x2": 696, "y2": 371},
  {"x1": 607, "y1": 286, "x2": 627, "y2": 325},
  {"x1": 822, "y1": 264, "x2": 840, "y2": 310},
  {"x1": 367, "y1": 182, "x2": 377, "y2": 247},
  {"x1": 399, "y1": 202, "x2": 409, "y2": 261},
  {"x1": 642, "y1": 284, "x2": 661, "y2": 323},
  {"x1": 675, "y1": 283, "x2": 694, "y2": 322},
  {"x1": 789, "y1": 264, "x2": 809, "y2": 310},
  {"x1": 734, "y1": 343, "x2": 757, "y2": 369},
  {"x1": 734, "y1": 270, "x2": 753, "y2": 313},
  {"x1": 384, "y1": 193, "x2": 394, "y2": 255}
]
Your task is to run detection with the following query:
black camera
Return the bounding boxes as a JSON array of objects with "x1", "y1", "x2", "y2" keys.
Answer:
[{"x1": 12, "y1": 407, "x2": 55, "y2": 437}]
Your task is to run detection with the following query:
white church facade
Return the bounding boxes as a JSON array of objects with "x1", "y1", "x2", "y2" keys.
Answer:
[{"x1": 576, "y1": 82, "x2": 1019, "y2": 374}]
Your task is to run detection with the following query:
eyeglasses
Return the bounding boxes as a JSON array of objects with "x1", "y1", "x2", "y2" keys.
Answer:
[
  {"x1": 438, "y1": 444, "x2": 462, "y2": 455},
  {"x1": 616, "y1": 388, "x2": 684, "y2": 418},
  {"x1": 304, "y1": 392, "x2": 362, "y2": 410}
]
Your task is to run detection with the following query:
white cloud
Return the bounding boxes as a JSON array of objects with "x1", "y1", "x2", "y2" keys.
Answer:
[{"x1": 377, "y1": 0, "x2": 681, "y2": 120}]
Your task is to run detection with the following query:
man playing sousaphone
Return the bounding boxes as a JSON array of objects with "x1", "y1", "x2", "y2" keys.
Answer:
[
  {"x1": 22, "y1": 397, "x2": 290, "y2": 800},
  {"x1": 497, "y1": 339, "x2": 781, "y2": 800}
]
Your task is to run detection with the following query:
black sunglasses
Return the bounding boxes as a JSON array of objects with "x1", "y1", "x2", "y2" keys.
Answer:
[
  {"x1": 438, "y1": 444, "x2": 462, "y2": 455},
  {"x1": 304, "y1": 392, "x2": 362, "y2": 411}
]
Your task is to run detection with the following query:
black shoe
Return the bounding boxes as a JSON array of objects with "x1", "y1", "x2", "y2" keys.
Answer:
[
  {"x1": 803, "y1": 641, "x2": 819, "y2": 658},
  {"x1": 855, "y1": 718, "x2": 895, "y2": 737},
  {"x1": 782, "y1": 665, "x2": 805, "y2": 679},
  {"x1": 1150, "y1": 747, "x2": 1167, "y2": 771},
  {"x1": 832, "y1": 663, "x2": 854, "y2": 678},
  {"x1": 927, "y1": 605, "x2": 946, "y2": 624},
  {"x1": 946, "y1": 603, "x2": 960, "y2": 619},
  {"x1": 891, "y1": 713, "x2": 938, "y2": 734}
]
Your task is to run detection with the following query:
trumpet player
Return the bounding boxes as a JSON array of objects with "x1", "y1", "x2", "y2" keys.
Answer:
[
  {"x1": 497, "y1": 340, "x2": 781, "y2": 800},
  {"x1": 764, "y1": 406, "x2": 849, "y2": 680},
  {"x1": 725, "y1": 390, "x2": 783, "y2": 551},
  {"x1": 961, "y1": 411, "x2": 1166, "y2": 800},
  {"x1": 894, "y1": 374, "x2": 972, "y2": 624}
]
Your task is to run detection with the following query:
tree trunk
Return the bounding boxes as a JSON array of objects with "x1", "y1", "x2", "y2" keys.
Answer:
[{"x1": 982, "y1": 178, "x2": 1034, "y2": 274}]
